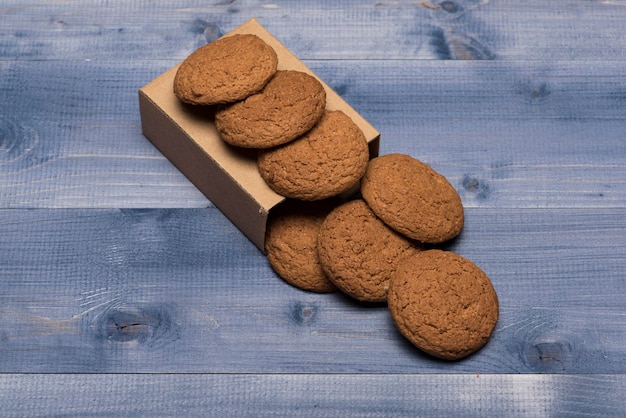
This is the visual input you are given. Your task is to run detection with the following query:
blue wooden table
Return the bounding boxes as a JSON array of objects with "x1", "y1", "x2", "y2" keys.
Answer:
[{"x1": 2, "y1": 1, "x2": 626, "y2": 416}]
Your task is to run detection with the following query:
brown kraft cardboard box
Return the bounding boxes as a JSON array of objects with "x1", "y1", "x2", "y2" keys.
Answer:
[{"x1": 138, "y1": 18, "x2": 380, "y2": 251}]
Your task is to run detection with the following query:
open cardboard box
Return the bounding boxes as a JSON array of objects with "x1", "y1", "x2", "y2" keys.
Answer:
[{"x1": 139, "y1": 18, "x2": 380, "y2": 251}]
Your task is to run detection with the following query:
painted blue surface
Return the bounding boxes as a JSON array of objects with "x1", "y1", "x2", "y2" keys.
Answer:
[
  {"x1": 1, "y1": 0, "x2": 626, "y2": 415},
  {"x1": 1, "y1": 374, "x2": 626, "y2": 417},
  {"x1": 1, "y1": 208, "x2": 625, "y2": 376},
  {"x1": 2, "y1": 61, "x2": 625, "y2": 208}
]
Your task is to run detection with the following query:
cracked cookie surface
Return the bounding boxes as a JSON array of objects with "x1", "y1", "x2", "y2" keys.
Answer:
[
  {"x1": 265, "y1": 199, "x2": 338, "y2": 293},
  {"x1": 215, "y1": 70, "x2": 326, "y2": 148},
  {"x1": 317, "y1": 199, "x2": 421, "y2": 302},
  {"x1": 258, "y1": 110, "x2": 369, "y2": 201},
  {"x1": 361, "y1": 153, "x2": 464, "y2": 244},
  {"x1": 174, "y1": 34, "x2": 278, "y2": 105},
  {"x1": 387, "y1": 249, "x2": 499, "y2": 360}
]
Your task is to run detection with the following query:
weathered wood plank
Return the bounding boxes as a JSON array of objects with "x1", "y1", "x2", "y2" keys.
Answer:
[
  {"x1": 1, "y1": 208, "x2": 624, "y2": 373},
  {"x1": 2, "y1": 0, "x2": 626, "y2": 61},
  {"x1": 2, "y1": 0, "x2": 625, "y2": 414},
  {"x1": 2, "y1": 60, "x2": 624, "y2": 208},
  {"x1": 0, "y1": 373, "x2": 625, "y2": 417}
]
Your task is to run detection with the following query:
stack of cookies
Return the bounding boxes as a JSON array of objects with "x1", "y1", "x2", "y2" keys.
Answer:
[
  {"x1": 174, "y1": 34, "x2": 369, "y2": 202},
  {"x1": 266, "y1": 153, "x2": 499, "y2": 361},
  {"x1": 173, "y1": 33, "x2": 498, "y2": 361}
]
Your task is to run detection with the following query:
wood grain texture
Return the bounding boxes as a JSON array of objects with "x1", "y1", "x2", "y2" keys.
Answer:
[
  {"x1": 1, "y1": 208, "x2": 624, "y2": 373},
  {"x1": 2, "y1": 0, "x2": 626, "y2": 413},
  {"x1": 0, "y1": 60, "x2": 209, "y2": 208},
  {"x1": 2, "y1": 0, "x2": 626, "y2": 61},
  {"x1": 2, "y1": 60, "x2": 624, "y2": 208},
  {"x1": 1, "y1": 374, "x2": 625, "y2": 417}
]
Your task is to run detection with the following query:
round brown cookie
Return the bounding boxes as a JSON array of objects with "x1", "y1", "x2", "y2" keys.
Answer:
[
  {"x1": 317, "y1": 199, "x2": 422, "y2": 302},
  {"x1": 387, "y1": 249, "x2": 499, "y2": 360},
  {"x1": 173, "y1": 34, "x2": 278, "y2": 105},
  {"x1": 265, "y1": 199, "x2": 338, "y2": 293},
  {"x1": 360, "y1": 153, "x2": 464, "y2": 244},
  {"x1": 257, "y1": 110, "x2": 369, "y2": 201},
  {"x1": 215, "y1": 70, "x2": 327, "y2": 149}
]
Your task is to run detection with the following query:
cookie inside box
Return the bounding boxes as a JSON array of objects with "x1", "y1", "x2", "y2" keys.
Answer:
[{"x1": 138, "y1": 18, "x2": 380, "y2": 251}]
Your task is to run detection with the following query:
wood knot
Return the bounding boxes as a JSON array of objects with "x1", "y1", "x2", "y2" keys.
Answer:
[
  {"x1": 462, "y1": 174, "x2": 490, "y2": 200},
  {"x1": 0, "y1": 116, "x2": 39, "y2": 165},
  {"x1": 522, "y1": 332, "x2": 579, "y2": 372},
  {"x1": 289, "y1": 300, "x2": 319, "y2": 326},
  {"x1": 440, "y1": 1, "x2": 460, "y2": 13},
  {"x1": 188, "y1": 19, "x2": 223, "y2": 43},
  {"x1": 93, "y1": 303, "x2": 181, "y2": 346},
  {"x1": 519, "y1": 81, "x2": 551, "y2": 104},
  {"x1": 429, "y1": 28, "x2": 495, "y2": 60}
]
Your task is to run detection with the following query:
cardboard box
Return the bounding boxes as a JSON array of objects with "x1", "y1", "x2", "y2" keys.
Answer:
[{"x1": 139, "y1": 18, "x2": 380, "y2": 251}]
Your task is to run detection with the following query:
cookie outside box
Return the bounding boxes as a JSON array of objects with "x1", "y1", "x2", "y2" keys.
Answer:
[{"x1": 138, "y1": 18, "x2": 380, "y2": 251}]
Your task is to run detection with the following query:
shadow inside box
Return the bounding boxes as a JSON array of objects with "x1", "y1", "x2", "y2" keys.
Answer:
[{"x1": 181, "y1": 101, "x2": 218, "y2": 121}]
